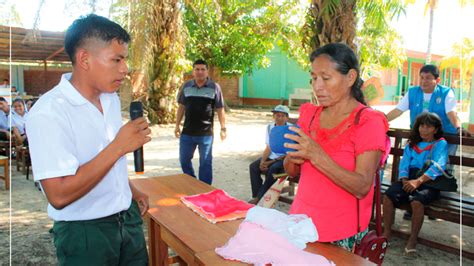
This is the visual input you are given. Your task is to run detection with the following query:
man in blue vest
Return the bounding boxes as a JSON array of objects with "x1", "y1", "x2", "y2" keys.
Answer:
[
  {"x1": 387, "y1": 64, "x2": 470, "y2": 139},
  {"x1": 386, "y1": 64, "x2": 470, "y2": 220}
]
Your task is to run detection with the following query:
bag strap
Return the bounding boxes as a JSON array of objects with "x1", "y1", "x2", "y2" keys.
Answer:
[
  {"x1": 424, "y1": 138, "x2": 453, "y2": 179},
  {"x1": 421, "y1": 138, "x2": 445, "y2": 176},
  {"x1": 354, "y1": 106, "x2": 370, "y2": 125},
  {"x1": 355, "y1": 106, "x2": 383, "y2": 236}
]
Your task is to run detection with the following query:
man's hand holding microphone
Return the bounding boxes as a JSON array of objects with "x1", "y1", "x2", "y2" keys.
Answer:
[{"x1": 113, "y1": 102, "x2": 151, "y2": 215}]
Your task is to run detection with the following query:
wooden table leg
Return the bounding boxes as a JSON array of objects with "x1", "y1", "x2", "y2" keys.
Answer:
[
  {"x1": 147, "y1": 215, "x2": 169, "y2": 266},
  {"x1": 1, "y1": 158, "x2": 9, "y2": 190}
]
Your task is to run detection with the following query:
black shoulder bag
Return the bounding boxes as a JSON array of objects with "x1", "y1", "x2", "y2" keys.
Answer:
[{"x1": 417, "y1": 140, "x2": 458, "y2": 192}]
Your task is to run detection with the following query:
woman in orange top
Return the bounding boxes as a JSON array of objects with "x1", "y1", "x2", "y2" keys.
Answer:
[{"x1": 284, "y1": 43, "x2": 388, "y2": 251}]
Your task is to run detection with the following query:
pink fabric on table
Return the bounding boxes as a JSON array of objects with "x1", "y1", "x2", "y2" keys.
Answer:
[
  {"x1": 181, "y1": 189, "x2": 253, "y2": 218},
  {"x1": 289, "y1": 103, "x2": 388, "y2": 242},
  {"x1": 182, "y1": 200, "x2": 249, "y2": 224},
  {"x1": 216, "y1": 221, "x2": 334, "y2": 266}
]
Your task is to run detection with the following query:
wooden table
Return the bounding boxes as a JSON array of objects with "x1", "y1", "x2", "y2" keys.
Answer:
[{"x1": 132, "y1": 174, "x2": 374, "y2": 266}]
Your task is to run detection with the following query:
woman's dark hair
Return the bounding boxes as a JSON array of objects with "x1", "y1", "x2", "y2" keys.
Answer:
[
  {"x1": 12, "y1": 98, "x2": 25, "y2": 106},
  {"x1": 408, "y1": 112, "x2": 444, "y2": 146},
  {"x1": 310, "y1": 43, "x2": 366, "y2": 105}
]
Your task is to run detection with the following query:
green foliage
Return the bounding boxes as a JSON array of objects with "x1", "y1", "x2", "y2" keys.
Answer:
[
  {"x1": 0, "y1": 0, "x2": 22, "y2": 27},
  {"x1": 284, "y1": 0, "x2": 407, "y2": 75},
  {"x1": 184, "y1": 0, "x2": 300, "y2": 74},
  {"x1": 356, "y1": 0, "x2": 407, "y2": 77},
  {"x1": 440, "y1": 38, "x2": 474, "y2": 92}
]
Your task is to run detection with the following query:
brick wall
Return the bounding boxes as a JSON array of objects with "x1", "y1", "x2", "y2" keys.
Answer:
[
  {"x1": 215, "y1": 73, "x2": 240, "y2": 106},
  {"x1": 183, "y1": 71, "x2": 240, "y2": 106},
  {"x1": 24, "y1": 69, "x2": 69, "y2": 95},
  {"x1": 0, "y1": 69, "x2": 8, "y2": 81},
  {"x1": 13, "y1": 67, "x2": 241, "y2": 104}
]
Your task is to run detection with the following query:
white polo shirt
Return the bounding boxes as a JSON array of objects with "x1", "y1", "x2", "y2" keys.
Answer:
[{"x1": 26, "y1": 73, "x2": 132, "y2": 221}]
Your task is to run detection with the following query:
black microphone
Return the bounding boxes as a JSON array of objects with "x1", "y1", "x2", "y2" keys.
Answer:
[{"x1": 130, "y1": 101, "x2": 144, "y2": 174}]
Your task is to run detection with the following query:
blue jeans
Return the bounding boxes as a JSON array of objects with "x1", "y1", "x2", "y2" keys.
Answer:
[
  {"x1": 179, "y1": 134, "x2": 213, "y2": 185},
  {"x1": 249, "y1": 158, "x2": 285, "y2": 199}
]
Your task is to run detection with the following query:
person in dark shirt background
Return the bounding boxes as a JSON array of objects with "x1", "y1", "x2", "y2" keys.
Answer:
[{"x1": 175, "y1": 59, "x2": 227, "y2": 185}]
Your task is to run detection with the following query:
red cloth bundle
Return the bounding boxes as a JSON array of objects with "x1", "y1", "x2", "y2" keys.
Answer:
[{"x1": 181, "y1": 189, "x2": 254, "y2": 223}]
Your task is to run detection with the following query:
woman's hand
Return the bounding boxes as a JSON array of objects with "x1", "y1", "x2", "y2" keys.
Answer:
[
  {"x1": 283, "y1": 156, "x2": 302, "y2": 177},
  {"x1": 284, "y1": 126, "x2": 324, "y2": 167},
  {"x1": 403, "y1": 174, "x2": 431, "y2": 193}
]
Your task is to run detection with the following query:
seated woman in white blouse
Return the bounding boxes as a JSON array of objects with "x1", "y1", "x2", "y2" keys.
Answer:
[{"x1": 12, "y1": 98, "x2": 28, "y2": 145}]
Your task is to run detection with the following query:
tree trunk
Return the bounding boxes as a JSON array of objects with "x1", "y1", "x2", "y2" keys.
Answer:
[
  {"x1": 128, "y1": 0, "x2": 186, "y2": 124},
  {"x1": 466, "y1": 73, "x2": 474, "y2": 112},
  {"x1": 426, "y1": 3, "x2": 435, "y2": 64},
  {"x1": 302, "y1": 0, "x2": 357, "y2": 54},
  {"x1": 147, "y1": 0, "x2": 186, "y2": 124}
]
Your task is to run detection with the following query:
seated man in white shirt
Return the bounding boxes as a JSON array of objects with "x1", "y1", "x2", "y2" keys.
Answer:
[
  {"x1": 26, "y1": 14, "x2": 151, "y2": 265},
  {"x1": 248, "y1": 105, "x2": 291, "y2": 204}
]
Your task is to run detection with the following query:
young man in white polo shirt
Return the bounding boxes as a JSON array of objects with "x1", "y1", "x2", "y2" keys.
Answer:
[{"x1": 26, "y1": 14, "x2": 151, "y2": 265}]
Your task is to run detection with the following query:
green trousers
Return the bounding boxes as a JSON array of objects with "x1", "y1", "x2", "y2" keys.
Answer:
[{"x1": 52, "y1": 201, "x2": 148, "y2": 266}]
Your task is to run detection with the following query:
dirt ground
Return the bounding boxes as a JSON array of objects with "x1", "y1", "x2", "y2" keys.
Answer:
[{"x1": 0, "y1": 106, "x2": 473, "y2": 265}]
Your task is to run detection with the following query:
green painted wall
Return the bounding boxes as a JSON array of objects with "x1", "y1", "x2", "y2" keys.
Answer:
[
  {"x1": 382, "y1": 85, "x2": 398, "y2": 102},
  {"x1": 243, "y1": 46, "x2": 310, "y2": 99}
]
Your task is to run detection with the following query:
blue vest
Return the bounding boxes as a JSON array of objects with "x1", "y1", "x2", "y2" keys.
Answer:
[{"x1": 408, "y1": 84, "x2": 456, "y2": 134}]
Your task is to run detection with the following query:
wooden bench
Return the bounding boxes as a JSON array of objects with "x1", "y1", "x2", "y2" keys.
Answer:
[
  {"x1": 383, "y1": 128, "x2": 474, "y2": 259},
  {"x1": 288, "y1": 88, "x2": 313, "y2": 107}
]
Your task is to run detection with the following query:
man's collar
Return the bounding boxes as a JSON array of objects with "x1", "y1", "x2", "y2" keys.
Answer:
[
  {"x1": 192, "y1": 78, "x2": 210, "y2": 88},
  {"x1": 59, "y1": 73, "x2": 89, "y2": 106},
  {"x1": 59, "y1": 73, "x2": 112, "y2": 113}
]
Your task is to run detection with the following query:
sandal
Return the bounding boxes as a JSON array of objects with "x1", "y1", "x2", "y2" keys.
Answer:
[{"x1": 404, "y1": 247, "x2": 417, "y2": 255}]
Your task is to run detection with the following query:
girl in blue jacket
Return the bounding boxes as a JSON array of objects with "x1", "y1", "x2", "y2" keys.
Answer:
[{"x1": 382, "y1": 112, "x2": 448, "y2": 254}]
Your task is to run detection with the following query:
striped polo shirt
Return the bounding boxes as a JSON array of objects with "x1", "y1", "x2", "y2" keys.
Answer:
[{"x1": 177, "y1": 78, "x2": 224, "y2": 136}]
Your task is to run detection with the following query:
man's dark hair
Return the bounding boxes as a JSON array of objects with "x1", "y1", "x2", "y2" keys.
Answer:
[
  {"x1": 64, "y1": 14, "x2": 130, "y2": 65},
  {"x1": 0, "y1": 97, "x2": 7, "y2": 103},
  {"x1": 193, "y1": 59, "x2": 208, "y2": 68},
  {"x1": 420, "y1": 64, "x2": 440, "y2": 79}
]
